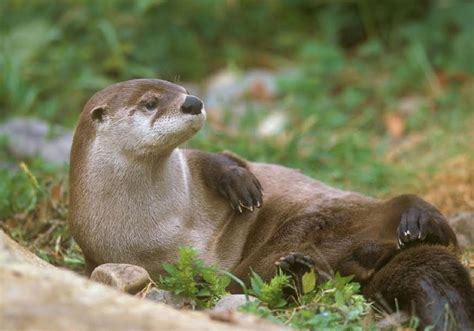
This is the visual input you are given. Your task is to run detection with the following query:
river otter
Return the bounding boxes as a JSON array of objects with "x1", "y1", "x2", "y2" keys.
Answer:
[{"x1": 69, "y1": 79, "x2": 473, "y2": 330}]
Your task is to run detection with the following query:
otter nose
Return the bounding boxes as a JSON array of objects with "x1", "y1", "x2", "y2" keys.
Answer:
[{"x1": 180, "y1": 95, "x2": 203, "y2": 115}]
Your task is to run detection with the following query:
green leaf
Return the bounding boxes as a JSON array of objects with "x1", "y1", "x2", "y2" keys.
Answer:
[
  {"x1": 220, "y1": 274, "x2": 231, "y2": 289},
  {"x1": 302, "y1": 269, "x2": 316, "y2": 294},
  {"x1": 201, "y1": 267, "x2": 217, "y2": 283},
  {"x1": 196, "y1": 288, "x2": 211, "y2": 297},
  {"x1": 250, "y1": 270, "x2": 264, "y2": 296},
  {"x1": 335, "y1": 290, "x2": 344, "y2": 306},
  {"x1": 162, "y1": 263, "x2": 177, "y2": 275}
]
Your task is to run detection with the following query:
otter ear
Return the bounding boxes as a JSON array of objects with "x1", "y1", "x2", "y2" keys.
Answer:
[{"x1": 90, "y1": 105, "x2": 107, "y2": 123}]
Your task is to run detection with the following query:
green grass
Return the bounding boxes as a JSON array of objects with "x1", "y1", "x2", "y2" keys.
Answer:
[{"x1": 0, "y1": 1, "x2": 473, "y2": 329}]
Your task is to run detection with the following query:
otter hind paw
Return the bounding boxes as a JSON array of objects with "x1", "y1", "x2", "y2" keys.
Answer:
[
  {"x1": 219, "y1": 166, "x2": 263, "y2": 214},
  {"x1": 397, "y1": 206, "x2": 446, "y2": 248},
  {"x1": 276, "y1": 253, "x2": 314, "y2": 278},
  {"x1": 276, "y1": 253, "x2": 317, "y2": 296}
]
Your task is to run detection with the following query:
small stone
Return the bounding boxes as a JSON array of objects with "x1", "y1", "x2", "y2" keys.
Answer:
[
  {"x1": 0, "y1": 118, "x2": 73, "y2": 165},
  {"x1": 448, "y1": 211, "x2": 474, "y2": 248},
  {"x1": 213, "y1": 294, "x2": 257, "y2": 312},
  {"x1": 258, "y1": 112, "x2": 288, "y2": 137},
  {"x1": 90, "y1": 263, "x2": 150, "y2": 294},
  {"x1": 145, "y1": 288, "x2": 193, "y2": 309},
  {"x1": 204, "y1": 69, "x2": 278, "y2": 113},
  {"x1": 377, "y1": 312, "x2": 409, "y2": 329}
]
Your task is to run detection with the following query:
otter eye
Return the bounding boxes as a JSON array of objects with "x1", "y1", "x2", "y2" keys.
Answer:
[{"x1": 145, "y1": 100, "x2": 158, "y2": 111}]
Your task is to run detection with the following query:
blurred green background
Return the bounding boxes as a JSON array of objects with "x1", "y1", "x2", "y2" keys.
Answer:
[{"x1": 0, "y1": 0, "x2": 473, "y2": 267}]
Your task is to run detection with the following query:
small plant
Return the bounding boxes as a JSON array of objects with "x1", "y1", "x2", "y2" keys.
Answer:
[
  {"x1": 159, "y1": 248, "x2": 383, "y2": 329},
  {"x1": 158, "y1": 247, "x2": 230, "y2": 309},
  {"x1": 241, "y1": 271, "x2": 375, "y2": 330},
  {"x1": 249, "y1": 269, "x2": 290, "y2": 309}
]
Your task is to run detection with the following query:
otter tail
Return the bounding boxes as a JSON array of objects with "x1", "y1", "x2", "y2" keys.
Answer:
[{"x1": 364, "y1": 245, "x2": 474, "y2": 330}]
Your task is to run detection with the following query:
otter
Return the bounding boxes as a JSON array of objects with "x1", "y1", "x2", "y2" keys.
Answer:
[{"x1": 69, "y1": 79, "x2": 474, "y2": 330}]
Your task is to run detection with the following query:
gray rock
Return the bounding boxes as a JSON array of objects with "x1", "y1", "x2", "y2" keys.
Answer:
[
  {"x1": 1, "y1": 229, "x2": 285, "y2": 331},
  {"x1": 0, "y1": 160, "x2": 17, "y2": 172},
  {"x1": 448, "y1": 211, "x2": 474, "y2": 248},
  {"x1": 90, "y1": 263, "x2": 150, "y2": 294},
  {"x1": 145, "y1": 288, "x2": 194, "y2": 309},
  {"x1": 0, "y1": 118, "x2": 72, "y2": 165},
  {"x1": 213, "y1": 294, "x2": 257, "y2": 312},
  {"x1": 205, "y1": 69, "x2": 279, "y2": 112},
  {"x1": 257, "y1": 112, "x2": 288, "y2": 137}
]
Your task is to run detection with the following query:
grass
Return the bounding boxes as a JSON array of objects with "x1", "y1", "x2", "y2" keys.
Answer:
[
  {"x1": 0, "y1": 1, "x2": 473, "y2": 329},
  {"x1": 1, "y1": 24, "x2": 473, "y2": 291}
]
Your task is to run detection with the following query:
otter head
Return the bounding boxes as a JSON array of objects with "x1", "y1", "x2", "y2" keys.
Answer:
[{"x1": 80, "y1": 79, "x2": 205, "y2": 158}]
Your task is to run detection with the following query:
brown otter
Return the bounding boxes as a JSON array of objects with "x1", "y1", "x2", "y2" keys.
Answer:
[{"x1": 69, "y1": 79, "x2": 473, "y2": 330}]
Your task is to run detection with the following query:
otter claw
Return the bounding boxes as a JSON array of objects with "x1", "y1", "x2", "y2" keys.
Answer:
[
  {"x1": 238, "y1": 201, "x2": 257, "y2": 213},
  {"x1": 398, "y1": 238, "x2": 403, "y2": 248}
]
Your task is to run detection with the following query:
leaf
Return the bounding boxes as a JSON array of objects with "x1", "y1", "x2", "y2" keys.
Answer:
[
  {"x1": 250, "y1": 270, "x2": 264, "y2": 296},
  {"x1": 50, "y1": 184, "x2": 62, "y2": 206},
  {"x1": 201, "y1": 267, "x2": 217, "y2": 283},
  {"x1": 302, "y1": 269, "x2": 316, "y2": 294},
  {"x1": 335, "y1": 290, "x2": 345, "y2": 306},
  {"x1": 220, "y1": 274, "x2": 231, "y2": 289},
  {"x1": 162, "y1": 263, "x2": 178, "y2": 275},
  {"x1": 384, "y1": 113, "x2": 405, "y2": 138},
  {"x1": 196, "y1": 288, "x2": 211, "y2": 297}
]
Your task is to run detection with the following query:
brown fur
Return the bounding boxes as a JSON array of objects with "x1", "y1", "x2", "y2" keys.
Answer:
[{"x1": 70, "y1": 79, "x2": 473, "y2": 330}]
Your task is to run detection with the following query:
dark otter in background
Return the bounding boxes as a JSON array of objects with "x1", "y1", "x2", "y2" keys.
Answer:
[{"x1": 69, "y1": 79, "x2": 473, "y2": 330}]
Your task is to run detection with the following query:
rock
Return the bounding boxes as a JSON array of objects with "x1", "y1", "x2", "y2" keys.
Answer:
[
  {"x1": 0, "y1": 118, "x2": 73, "y2": 165},
  {"x1": 0, "y1": 231, "x2": 55, "y2": 270},
  {"x1": 258, "y1": 112, "x2": 288, "y2": 137},
  {"x1": 376, "y1": 311, "x2": 409, "y2": 329},
  {"x1": 213, "y1": 294, "x2": 257, "y2": 312},
  {"x1": 0, "y1": 229, "x2": 285, "y2": 331},
  {"x1": 448, "y1": 211, "x2": 474, "y2": 248},
  {"x1": 90, "y1": 263, "x2": 150, "y2": 294},
  {"x1": 205, "y1": 69, "x2": 278, "y2": 113},
  {"x1": 145, "y1": 288, "x2": 194, "y2": 309},
  {"x1": 397, "y1": 96, "x2": 428, "y2": 115}
]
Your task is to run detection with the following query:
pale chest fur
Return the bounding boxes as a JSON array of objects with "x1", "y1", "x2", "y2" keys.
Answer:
[{"x1": 74, "y1": 149, "x2": 226, "y2": 270}]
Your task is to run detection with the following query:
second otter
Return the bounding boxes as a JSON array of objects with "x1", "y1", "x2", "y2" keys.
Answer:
[{"x1": 69, "y1": 79, "x2": 474, "y2": 330}]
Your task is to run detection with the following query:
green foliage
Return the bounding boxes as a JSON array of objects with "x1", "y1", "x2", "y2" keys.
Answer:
[
  {"x1": 0, "y1": 161, "x2": 44, "y2": 218},
  {"x1": 0, "y1": 2, "x2": 472, "y2": 326},
  {"x1": 1, "y1": 1, "x2": 472, "y2": 196},
  {"x1": 0, "y1": 158, "x2": 84, "y2": 271},
  {"x1": 302, "y1": 269, "x2": 317, "y2": 294},
  {"x1": 250, "y1": 270, "x2": 290, "y2": 309},
  {"x1": 189, "y1": 31, "x2": 472, "y2": 194},
  {"x1": 158, "y1": 248, "x2": 378, "y2": 328},
  {"x1": 159, "y1": 247, "x2": 230, "y2": 309},
  {"x1": 241, "y1": 272, "x2": 374, "y2": 330},
  {"x1": 1, "y1": 1, "x2": 472, "y2": 126}
]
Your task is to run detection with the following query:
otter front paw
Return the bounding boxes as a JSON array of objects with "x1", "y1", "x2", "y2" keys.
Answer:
[
  {"x1": 397, "y1": 206, "x2": 450, "y2": 248},
  {"x1": 218, "y1": 166, "x2": 263, "y2": 213}
]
